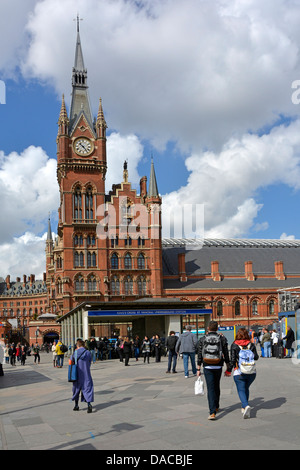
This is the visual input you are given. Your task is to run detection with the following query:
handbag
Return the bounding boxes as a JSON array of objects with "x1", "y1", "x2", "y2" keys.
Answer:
[
  {"x1": 194, "y1": 376, "x2": 204, "y2": 396},
  {"x1": 68, "y1": 350, "x2": 84, "y2": 383}
]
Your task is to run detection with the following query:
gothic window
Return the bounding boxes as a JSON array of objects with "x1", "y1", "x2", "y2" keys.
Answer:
[
  {"x1": 73, "y1": 186, "x2": 82, "y2": 220},
  {"x1": 125, "y1": 236, "x2": 132, "y2": 246},
  {"x1": 87, "y1": 252, "x2": 97, "y2": 267},
  {"x1": 138, "y1": 236, "x2": 145, "y2": 247},
  {"x1": 85, "y1": 186, "x2": 93, "y2": 220},
  {"x1": 252, "y1": 300, "x2": 258, "y2": 315},
  {"x1": 137, "y1": 276, "x2": 147, "y2": 296},
  {"x1": 75, "y1": 276, "x2": 84, "y2": 292},
  {"x1": 124, "y1": 253, "x2": 132, "y2": 269},
  {"x1": 111, "y1": 236, "x2": 119, "y2": 248},
  {"x1": 217, "y1": 301, "x2": 223, "y2": 317},
  {"x1": 124, "y1": 276, "x2": 133, "y2": 295},
  {"x1": 137, "y1": 253, "x2": 145, "y2": 269},
  {"x1": 268, "y1": 300, "x2": 275, "y2": 316},
  {"x1": 234, "y1": 300, "x2": 241, "y2": 316},
  {"x1": 111, "y1": 276, "x2": 120, "y2": 295},
  {"x1": 74, "y1": 251, "x2": 84, "y2": 267},
  {"x1": 88, "y1": 276, "x2": 97, "y2": 292},
  {"x1": 111, "y1": 253, "x2": 119, "y2": 269}
]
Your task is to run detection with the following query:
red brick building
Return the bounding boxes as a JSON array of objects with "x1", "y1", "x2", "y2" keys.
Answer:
[{"x1": 1, "y1": 23, "x2": 299, "y2": 344}]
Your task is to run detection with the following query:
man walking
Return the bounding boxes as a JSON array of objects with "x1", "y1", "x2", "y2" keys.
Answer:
[
  {"x1": 175, "y1": 325, "x2": 198, "y2": 378},
  {"x1": 197, "y1": 321, "x2": 231, "y2": 420}
]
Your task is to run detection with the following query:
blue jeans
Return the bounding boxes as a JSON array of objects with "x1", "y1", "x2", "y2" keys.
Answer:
[
  {"x1": 234, "y1": 373, "x2": 256, "y2": 409},
  {"x1": 134, "y1": 348, "x2": 140, "y2": 360},
  {"x1": 57, "y1": 355, "x2": 64, "y2": 367},
  {"x1": 167, "y1": 350, "x2": 177, "y2": 372},
  {"x1": 182, "y1": 352, "x2": 196, "y2": 377},
  {"x1": 203, "y1": 367, "x2": 222, "y2": 415},
  {"x1": 264, "y1": 341, "x2": 271, "y2": 358},
  {"x1": 90, "y1": 349, "x2": 96, "y2": 363}
]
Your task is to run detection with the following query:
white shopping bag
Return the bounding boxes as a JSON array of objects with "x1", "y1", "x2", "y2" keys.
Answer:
[{"x1": 194, "y1": 376, "x2": 204, "y2": 396}]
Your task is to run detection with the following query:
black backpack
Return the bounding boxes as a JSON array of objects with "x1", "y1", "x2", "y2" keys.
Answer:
[
  {"x1": 60, "y1": 344, "x2": 68, "y2": 353},
  {"x1": 203, "y1": 334, "x2": 222, "y2": 365}
]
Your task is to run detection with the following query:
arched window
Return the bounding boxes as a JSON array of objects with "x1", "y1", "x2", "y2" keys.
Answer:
[
  {"x1": 85, "y1": 186, "x2": 93, "y2": 220},
  {"x1": 217, "y1": 301, "x2": 223, "y2": 317},
  {"x1": 124, "y1": 276, "x2": 133, "y2": 295},
  {"x1": 137, "y1": 253, "x2": 145, "y2": 269},
  {"x1": 111, "y1": 276, "x2": 120, "y2": 295},
  {"x1": 124, "y1": 253, "x2": 132, "y2": 269},
  {"x1": 87, "y1": 251, "x2": 96, "y2": 267},
  {"x1": 268, "y1": 299, "x2": 275, "y2": 316},
  {"x1": 137, "y1": 276, "x2": 147, "y2": 296},
  {"x1": 75, "y1": 276, "x2": 84, "y2": 292},
  {"x1": 73, "y1": 186, "x2": 82, "y2": 220},
  {"x1": 88, "y1": 276, "x2": 97, "y2": 292},
  {"x1": 252, "y1": 300, "x2": 258, "y2": 316},
  {"x1": 234, "y1": 300, "x2": 241, "y2": 316},
  {"x1": 111, "y1": 253, "x2": 119, "y2": 269}
]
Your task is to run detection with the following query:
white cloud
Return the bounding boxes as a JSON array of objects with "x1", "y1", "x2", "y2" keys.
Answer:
[
  {"x1": 280, "y1": 232, "x2": 296, "y2": 240},
  {"x1": 18, "y1": 0, "x2": 300, "y2": 153},
  {"x1": 0, "y1": 146, "x2": 58, "y2": 243},
  {"x1": 162, "y1": 119, "x2": 300, "y2": 238},
  {"x1": 0, "y1": 231, "x2": 48, "y2": 280},
  {"x1": 106, "y1": 132, "x2": 144, "y2": 192}
]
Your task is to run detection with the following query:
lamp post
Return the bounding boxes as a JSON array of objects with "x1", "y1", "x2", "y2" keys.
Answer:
[{"x1": 35, "y1": 326, "x2": 40, "y2": 345}]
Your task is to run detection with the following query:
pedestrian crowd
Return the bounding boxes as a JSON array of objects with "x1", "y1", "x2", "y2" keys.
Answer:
[{"x1": 1, "y1": 323, "x2": 296, "y2": 420}]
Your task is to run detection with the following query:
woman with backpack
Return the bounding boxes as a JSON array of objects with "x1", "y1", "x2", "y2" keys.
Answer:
[{"x1": 228, "y1": 328, "x2": 259, "y2": 419}]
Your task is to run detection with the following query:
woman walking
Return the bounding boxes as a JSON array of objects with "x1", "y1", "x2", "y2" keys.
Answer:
[
  {"x1": 228, "y1": 328, "x2": 259, "y2": 419},
  {"x1": 141, "y1": 336, "x2": 151, "y2": 364},
  {"x1": 71, "y1": 339, "x2": 94, "y2": 413},
  {"x1": 154, "y1": 334, "x2": 162, "y2": 362}
]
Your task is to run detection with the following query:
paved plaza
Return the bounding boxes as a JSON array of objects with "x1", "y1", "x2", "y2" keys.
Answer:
[{"x1": 0, "y1": 349, "x2": 300, "y2": 451}]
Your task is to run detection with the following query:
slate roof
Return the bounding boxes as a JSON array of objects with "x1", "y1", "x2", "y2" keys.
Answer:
[{"x1": 162, "y1": 238, "x2": 300, "y2": 291}]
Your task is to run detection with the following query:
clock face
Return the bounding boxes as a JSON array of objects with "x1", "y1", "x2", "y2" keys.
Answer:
[{"x1": 74, "y1": 137, "x2": 94, "y2": 156}]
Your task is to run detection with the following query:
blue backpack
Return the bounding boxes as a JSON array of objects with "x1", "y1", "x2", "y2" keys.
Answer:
[{"x1": 238, "y1": 344, "x2": 256, "y2": 374}]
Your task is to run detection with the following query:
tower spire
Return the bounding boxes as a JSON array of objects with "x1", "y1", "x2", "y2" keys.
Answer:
[
  {"x1": 148, "y1": 157, "x2": 159, "y2": 197},
  {"x1": 69, "y1": 15, "x2": 93, "y2": 133}
]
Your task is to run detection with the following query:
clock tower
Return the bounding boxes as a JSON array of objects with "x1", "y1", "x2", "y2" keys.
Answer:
[{"x1": 53, "y1": 17, "x2": 108, "y2": 316}]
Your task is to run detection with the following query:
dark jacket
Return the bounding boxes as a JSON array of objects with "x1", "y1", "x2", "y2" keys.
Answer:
[
  {"x1": 283, "y1": 329, "x2": 295, "y2": 349},
  {"x1": 166, "y1": 335, "x2": 178, "y2": 351},
  {"x1": 197, "y1": 332, "x2": 230, "y2": 368},
  {"x1": 123, "y1": 341, "x2": 132, "y2": 354},
  {"x1": 228, "y1": 340, "x2": 259, "y2": 372}
]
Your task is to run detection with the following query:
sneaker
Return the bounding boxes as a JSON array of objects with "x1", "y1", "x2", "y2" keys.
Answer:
[
  {"x1": 208, "y1": 413, "x2": 216, "y2": 420},
  {"x1": 243, "y1": 406, "x2": 251, "y2": 419},
  {"x1": 185, "y1": 376, "x2": 189, "y2": 378}
]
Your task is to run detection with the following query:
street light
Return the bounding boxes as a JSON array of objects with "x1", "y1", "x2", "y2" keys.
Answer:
[{"x1": 35, "y1": 326, "x2": 40, "y2": 344}]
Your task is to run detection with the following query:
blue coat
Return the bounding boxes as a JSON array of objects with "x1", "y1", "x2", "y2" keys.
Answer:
[{"x1": 71, "y1": 347, "x2": 94, "y2": 403}]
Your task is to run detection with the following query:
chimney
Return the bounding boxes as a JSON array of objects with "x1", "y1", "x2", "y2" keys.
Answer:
[
  {"x1": 275, "y1": 261, "x2": 285, "y2": 280},
  {"x1": 16, "y1": 277, "x2": 20, "y2": 283},
  {"x1": 5, "y1": 275, "x2": 10, "y2": 289},
  {"x1": 140, "y1": 176, "x2": 147, "y2": 198},
  {"x1": 30, "y1": 274, "x2": 35, "y2": 285},
  {"x1": 178, "y1": 253, "x2": 187, "y2": 282},
  {"x1": 43, "y1": 272, "x2": 47, "y2": 282},
  {"x1": 245, "y1": 261, "x2": 255, "y2": 281},
  {"x1": 211, "y1": 261, "x2": 221, "y2": 281},
  {"x1": 23, "y1": 274, "x2": 27, "y2": 287}
]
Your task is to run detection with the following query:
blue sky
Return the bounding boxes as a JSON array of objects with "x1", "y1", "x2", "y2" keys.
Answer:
[{"x1": 1, "y1": 0, "x2": 300, "y2": 279}]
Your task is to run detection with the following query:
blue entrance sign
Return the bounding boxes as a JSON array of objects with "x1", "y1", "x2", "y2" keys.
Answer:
[{"x1": 88, "y1": 308, "x2": 212, "y2": 317}]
